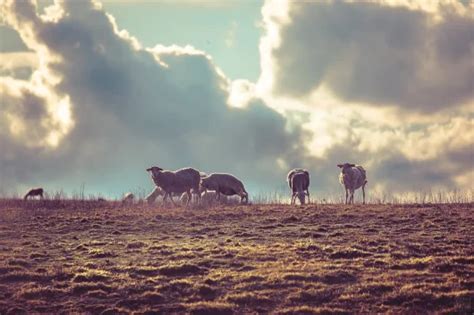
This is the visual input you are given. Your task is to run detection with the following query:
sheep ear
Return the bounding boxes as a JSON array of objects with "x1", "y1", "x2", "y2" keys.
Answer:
[
  {"x1": 349, "y1": 164, "x2": 355, "y2": 167},
  {"x1": 337, "y1": 164, "x2": 343, "y2": 168}
]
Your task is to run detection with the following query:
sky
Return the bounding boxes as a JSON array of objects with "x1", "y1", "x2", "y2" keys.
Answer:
[{"x1": 0, "y1": 0, "x2": 473, "y2": 199}]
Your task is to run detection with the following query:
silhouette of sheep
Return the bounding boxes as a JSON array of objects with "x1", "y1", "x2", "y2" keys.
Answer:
[
  {"x1": 337, "y1": 163, "x2": 367, "y2": 204},
  {"x1": 200, "y1": 173, "x2": 248, "y2": 204},
  {"x1": 146, "y1": 166, "x2": 201, "y2": 206},
  {"x1": 287, "y1": 168, "x2": 310, "y2": 205},
  {"x1": 24, "y1": 188, "x2": 44, "y2": 200}
]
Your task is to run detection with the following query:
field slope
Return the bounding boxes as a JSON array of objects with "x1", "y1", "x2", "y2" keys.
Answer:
[{"x1": 0, "y1": 202, "x2": 472, "y2": 314}]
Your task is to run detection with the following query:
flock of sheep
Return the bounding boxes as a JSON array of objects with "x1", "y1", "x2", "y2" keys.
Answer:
[{"x1": 23, "y1": 163, "x2": 368, "y2": 205}]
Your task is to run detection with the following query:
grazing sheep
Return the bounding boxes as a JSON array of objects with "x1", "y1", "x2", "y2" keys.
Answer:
[
  {"x1": 24, "y1": 188, "x2": 44, "y2": 200},
  {"x1": 122, "y1": 192, "x2": 135, "y2": 205},
  {"x1": 287, "y1": 169, "x2": 310, "y2": 205},
  {"x1": 200, "y1": 173, "x2": 248, "y2": 204},
  {"x1": 337, "y1": 163, "x2": 367, "y2": 204},
  {"x1": 146, "y1": 166, "x2": 201, "y2": 206}
]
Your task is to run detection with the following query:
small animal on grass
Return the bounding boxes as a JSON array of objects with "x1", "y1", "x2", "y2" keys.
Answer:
[
  {"x1": 146, "y1": 166, "x2": 201, "y2": 206},
  {"x1": 122, "y1": 192, "x2": 135, "y2": 205},
  {"x1": 146, "y1": 187, "x2": 163, "y2": 204},
  {"x1": 287, "y1": 168, "x2": 310, "y2": 205},
  {"x1": 337, "y1": 163, "x2": 367, "y2": 204},
  {"x1": 23, "y1": 188, "x2": 44, "y2": 200},
  {"x1": 200, "y1": 173, "x2": 249, "y2": 204},
  {"x1": 145, "y1": 187, "x2": 187, "y2": 205}
]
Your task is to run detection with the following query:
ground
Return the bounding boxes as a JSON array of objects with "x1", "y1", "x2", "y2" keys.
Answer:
[{"x1": 0, "y1": 201, "x2": 472, "y2": 314}]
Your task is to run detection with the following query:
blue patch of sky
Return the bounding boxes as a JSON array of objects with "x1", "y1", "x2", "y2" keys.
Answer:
[{"x1": 101, "y1": 1, "x2": 263, "y2": 81}]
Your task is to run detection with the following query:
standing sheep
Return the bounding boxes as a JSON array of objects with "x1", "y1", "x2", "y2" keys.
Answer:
[
  {"x1": 24, "y1": 188, "x2": 44, "y2": 200},
  {"x1": 146, "y1": 166, "x2": 201, "y2": 206},
  {"x1": 337, "y1": 163, "x2": 367, "y2": 204},
  {"x1": 287, "y1": 169, "x2": 310, "y2": 205},
  {"x1": 200, "y1": 173, "x2": 248, "y2": 204}
]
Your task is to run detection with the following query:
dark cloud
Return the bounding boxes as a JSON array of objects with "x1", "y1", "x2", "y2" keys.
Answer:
[{"x1": 268, "y1": 1, "x2": 474, "y2": 111}]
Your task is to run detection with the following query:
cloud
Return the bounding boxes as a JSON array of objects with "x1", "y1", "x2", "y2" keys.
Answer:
[
  {"x1": 259, "y1": 0, "x2": 474, "y2": 112},
  {"x1": 256, "y1": 0, "x2": 474, "y2": 195},
  {"x1": 0, "y1": 0, "x2": 312, "y2": 196},
  {"x1": 1, "y1": 0, "x2": 472, "y2": 199}
]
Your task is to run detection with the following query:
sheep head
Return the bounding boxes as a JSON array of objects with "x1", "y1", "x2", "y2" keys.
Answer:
[
  {"x1": 199, "y1": 176, "x2": 211, "y2": 191},
  {"x1": 337, "y1": 163, "x2": 355, "y2": 174},
  {"x1": 297, "y1": 191, "x2": 306, "y2": 205},
  {"x1": 146, "y1": 166, "x2": 163, "y2": 172}
]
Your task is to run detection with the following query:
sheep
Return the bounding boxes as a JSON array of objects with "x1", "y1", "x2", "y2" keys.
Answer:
[
  {"x1": 200, "y1": 173, "x2": 248, "y2": 204},
  {"x1": 146, "y1": 166, "x2": 201, "y2": 206},
  {"x1": 145, "y1": 187, "x2": 164, "y2": 204},
  {"x1": 24, "y1": 188, "x2": 44, "y2": 200},
  {"x1": 337, "y1": 163, "x2": 367, "y2": 204},
  {"x1": 122, "y1": 192, "x2": 135, "y2": 205},
  {"x1": 183, "y1": 190, "x2": 241, "y2": 206},
  {"x1": 145, "y1": 187, "x2": 187, "y2": 205},
  {"x1": 287, "y1": 168, "x2": 310, "y2": 205}
]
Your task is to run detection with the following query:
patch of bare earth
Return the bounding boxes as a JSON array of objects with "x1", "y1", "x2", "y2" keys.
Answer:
[{"x1": 0, "y1": 200, "x2": 472, "y2": 313}]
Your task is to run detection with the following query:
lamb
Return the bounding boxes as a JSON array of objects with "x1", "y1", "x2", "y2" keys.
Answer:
[
  {"x1": 145, "y1": 187, "x2": 164, "y2": 204},
  {"x1": 122, "y1": 192, "x2": 135, "y2": 204},
  {"x1": 146, "y1": 166, "x2": 201, "y2": 206},
  {"x1": 23, "y1": 188, "x2": 44, "y2": 200},
  {"x1": 145, "y1": 187, "x2": 185, "y2": 205},
  {"x1": 287, "y1": 169, "x2": 310, "y2": 205},
  {"x1": 337, "y1": 163, "x2": 367, "y2": 204},
  {"x1": 200, "y1": 173, "x2": 248, "y2": 204}
]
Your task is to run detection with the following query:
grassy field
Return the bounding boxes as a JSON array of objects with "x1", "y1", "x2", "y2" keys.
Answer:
[{"x1": 0, "y1": 200, "x2": 472, "y2": 314}]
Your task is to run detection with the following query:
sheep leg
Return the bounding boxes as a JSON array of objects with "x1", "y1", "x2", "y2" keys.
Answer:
[
  {"x1": 291, "y1": 193, "x2": 296, "y2": 205},
  {"x1": 306, "y1": 190, "x2": 310, "y2": 204},
  {"x1": 350, "y1": 190, "x2": 354, "y2": 204},
  {"x1": 169, "y1": 195, "x2": 178, "y2": 206},
  {"x1": 163, "y1": 192, "x2": 177, "y2": 207},
  {"x1": 345, "y1": 189, "x2": 348, "y2": 204},
  {"x1": 186, "y1": 191, "x2": 192, "y2": 206},
  {"x1": 194, "y1": 188, "x2": 201, "y2": 203},
  {"x1": 362, "y1": 184, "x2": 366, "y2": 205}
]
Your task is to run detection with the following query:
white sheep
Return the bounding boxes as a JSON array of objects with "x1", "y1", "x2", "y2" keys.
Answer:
[
  {"x1": 145, "y1": 187, "x2": 164, "y2": 204},
  {"x1": 24, "y1": 188, "x2": 44, "y2": 200},
  {"x1": 122, "y1": 192, "x2": 135, "y2": 205},
  {"x1": 337, "y1": 163, "x2": 367, "y2": 204},
  {"x1": 287, "y1": 168, "x2": 310, "y2": 205},
  {"x1": 145, "y1": 187, "x2": 187, "y2": 205},
  {"x1": 146, "y1": 166, "x2": 201, "y2": 206},
  {"x1": 200, "y1": 173, "x2": 248, "y2": 204}
]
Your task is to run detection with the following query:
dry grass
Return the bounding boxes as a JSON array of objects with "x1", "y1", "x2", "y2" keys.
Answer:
[{"x1": 0, "y1": 200, "x2": 472, "y2": 314}]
